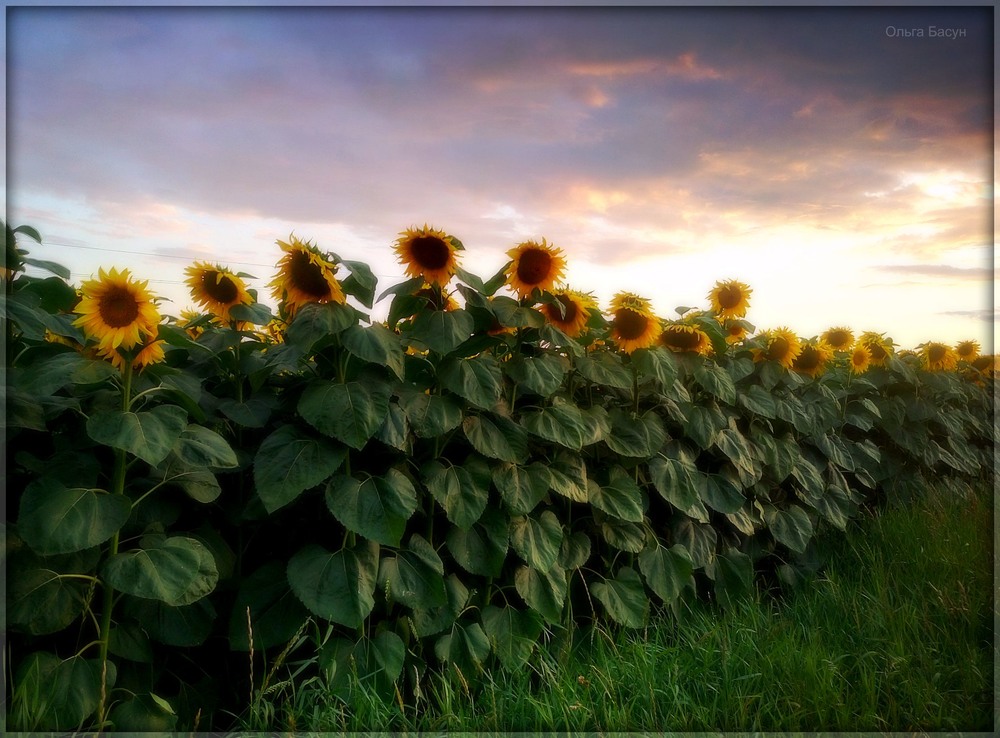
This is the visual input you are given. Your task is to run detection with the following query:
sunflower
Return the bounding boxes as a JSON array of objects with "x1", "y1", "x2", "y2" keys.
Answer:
[
  {"x1": 708, "y1": 279, "x2": 752, "y2": 320},
  {"x1": 98, "y1": 337, "x2": 166, "y2": 371},
  {"x1": 859, "y1": 331, "x2": 893, "y2": 367},
  {"x1": 185, "y1": 261, "x2": 253, "y2": 322},
  {"x1": 394, "y1": 224, "x2": 461, "y2": 287},
  {"x1": 792, "y1": 339, "x2": 834, "y2": 378},
  {"x1": 541, "y1": 288, "x2": 597, "y2": 337},
  {"x1": 73, "y1": 267, "x2": 161, "y2": 350},
  {"x1": 660, "y1": 321, "x2": 712, "y2": 356},
  {"x1": 752, "y1": 327, "x2": 802, "y2": 369},
  {"x1": 954, "y1": 340, "x2": 980, "y2": 362},
  {"x1": 505, "y1": 239, "x2": 567, "y2": 299},
  {"x1": 609, "y1": 292, "x2": 661, "y2": 354},
  {"x1": 920, "y1": 341, "x2": 958, "y2": 372},
  {"x1": 269, "y1": 235, "x2": 345, "y2": 317},
  {"x1": 722, "y1": 319, "x2": 750, "y2": 345},
  {"x1": 849, "y1": 345, "x2": 872, "y2": 374},
  {"x1": 821, "y1": 326, "x2": 854, "y2": 351},
  {"x1": 971, "y1": 354, "x2": 996, "y2": 375}
]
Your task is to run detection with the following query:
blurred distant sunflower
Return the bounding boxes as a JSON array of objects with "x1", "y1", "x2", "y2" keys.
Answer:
[
  {"x1": 859, "y1": 331, "x2": 893, "y2": 367},
  {"x1": 821, "y1": 326, "x2": 854, "y2": 351},
  {"x1": 269, "y1": 235, "x2": 345, "y2": 317},
  {"x1": 73, "y1": 267, "x2": 161, "y2": 351},
  {"x1": 954, "y1": 339, "x2": 980, "y2": 362},
  {"x1": 849, "y1": 345, "x2": 872, "y2": 374},
  {"x1": 660, "y1": 321, "x2": 712, "y2": 356},
  {"x1": 505, "y1": 239, "x2": 567, "y2": 298},
  {"x1": 99, "y1": 337, "x2": 166, "y2": 372},
  {"x1": 722, "y1": 319, "x2": 750, "y2": 345},
  {"x1": 609, "y1": 292, "x2": 661, "y2": 353},
  {"x1": 185, "y1": 261, "x2": 252, "y2": 322},
  {"x1": 792, "y1": 339, "x2": 834, "y2": 378},
  {"x1": 708, "y1": 279, "x2": 752, "y2": 320},
  {"x1": 971, "y1": 354, "x2": 995, "y2": 375},
  {"x1": 753, "y1": 327, "x2": 802, "y2": 369},
  {"x1": 541, "y1": 288, "x2": 596, "y2": 337},
  {"x1": 920, "y1": 341, "x2": 958, "y2": 372},
  {"x1": 394, "y1": 225, "x2": 461, "y2": 287}
]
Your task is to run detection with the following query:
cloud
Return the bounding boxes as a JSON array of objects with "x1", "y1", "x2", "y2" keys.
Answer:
[{"x1": 870, "y1": 264, "x2": 994, "y2": 280}]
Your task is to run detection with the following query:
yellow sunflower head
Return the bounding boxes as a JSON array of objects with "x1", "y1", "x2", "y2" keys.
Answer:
[
  {"x1": 73, "y1": 267, "x2": 162, "y2": 351},
  {"x1": 505, "y1": 238, "x2": 567, "y2": 299},
  {"x1": 920, "y1": 341, "x2": 958, "y2": 372},
  {"x1": 752, "y1": 327, "x2": 802, "y2": 369},
  {"x1": 268, "y1": 235, "x2": 346, "y2": 317},
  {"x1": 660, "y1": 321, "x2": 713, "y2": 356},
  {"x1": 394, "y1": 224, "x2": 461, "y2": 287},
  {"x1": 849, "y1": 345, "x2": 872, "y2": 374},
  {"x1": 184, "y1": 261, "x2": 253, "y2": 323},
  {"x1": 708, "y1": 279, "x2": 752, "y2": 320},
  {"x1": 541, "y1": 288, "x2": 597, "y2": 338},
  {"x1": 792, "y1": 339, "x2": 834, "y2": 378},
  {"x1": 98, "y1": 337, "x2": 166, "y2": 372},
  {"x1": 954, "y1": 340, "x2": 980, "y2": 362},
  {"x1": 609, "y1": 292, "x2": 661, "y2": 354},
  {"x1": 821, "y1": 326, "x2": 854, "y2": 351},
  {"x1": 859, "y1": 331, "x2": 893, "y2": 367},
  {"x1": 722, "y1": 319, "x2": 751, "y2": 345}
]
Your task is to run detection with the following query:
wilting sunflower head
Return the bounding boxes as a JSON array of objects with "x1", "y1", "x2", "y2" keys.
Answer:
[
  {"x1": 859, "y1": 331, "x2": 893, "y2": 366},
  {"x1": 660, "y1": 321, "x2": 713, "y2": 356},
  {"x1": 73, "y1": 267, "x2": 162, "y2": 351},
  {"x1": 541, "y1": 288, "x2": 597, "y2": 337},
  {"x1": 708, "y1": 279, "x2": 752, "y2": 320},
  {"x1": 849, "y1": 345, "x2": 872, "y2": 374},
  {"x1": 954, "y1": 340, "x2": 980, "y2": 362},
  {"x1": 185, "y1": 261, "x2": 252, "y2": 322},
  {"x1": 609, "y1": 292, "x2": 660, "y2": 354},
  {"x1": 269, "y1": 235, "x2": 345, "y2": 317},
  {"x1": 753, "y1": 327, "x2": 802, "y2": 369},
  {"x1": 722, "y1": 319, "x2": 751, "y2": 345},
  {"x1": 505, "y1": 239, "x2": 567, "y2": 299},
  {"x1": 920, "y1": 341, "x2": 958, "y2": 372},
  {"x1": 98, "y1": 337, "x2": 166, "y2": 372},
  {"x1": 971, "y1": 354, "x2": 996, "y2": 375},
  {"x1": 394, "y1": 225, "x2": 461, "y2": 287},
  {"x1": 821, "y1": 326, "x2": 854, "y2": 351},
  {"x1": 792, "y1": 339, "x2": 834, "y2": 378}
]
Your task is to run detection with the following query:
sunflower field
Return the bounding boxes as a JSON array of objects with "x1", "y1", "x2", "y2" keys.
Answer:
[{"x1": 3, "y1": 220, "x2": 995, "y2": 731}]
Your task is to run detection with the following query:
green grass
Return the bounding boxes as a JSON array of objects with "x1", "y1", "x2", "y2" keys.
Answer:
[{"x1": 239, "y1": 479, "x2": 994, "y2": 732}]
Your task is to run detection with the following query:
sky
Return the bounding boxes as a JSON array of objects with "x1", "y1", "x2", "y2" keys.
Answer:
[{"x1": 5, "y1": 4, "x2": 996, "y2": 350}]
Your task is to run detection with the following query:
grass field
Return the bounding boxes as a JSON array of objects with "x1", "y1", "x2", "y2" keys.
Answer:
[{"x1": 240, "y1": 478, "x2": 994, "y2": 733}]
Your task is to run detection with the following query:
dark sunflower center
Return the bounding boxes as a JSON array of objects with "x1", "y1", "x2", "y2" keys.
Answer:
[
  {"x1": 867, "y1": 342, "x2": 888, "y2": 361},
  {"x1": 972, "y1": 356, "x2": 992, "y2": 371},
  {"x1": 99, "y1": 286, "x2": 140, "y2": 328},
  {"x1": 289, "y1": 251, "x2": 332, "y2": 298},
  {"x1": 555, "y1": 294, "x2": 578, "y2": 322},
  {"x1": 410, "y1": 236, "x2": 451, "y2": 271},
  {"x1": 852, "y1": 350, "x2": 868, "y2": 365},
  {"x1": 202, "y1": 272, "x2": 239, "y2": 304},
  {"x1": 957, "y1": 344, "x2": 975, "y2": 357},
  {"x1": 516, "y1": 248, "x2": 552, "y2": 285},
  {"x1": 718, "y1": 285, "x2": 742, "y2": 310},
  {"x1": 663, "y1": 327, "x2": 701, "y2": 350},
  {"x1": 928, "y1": 344, "x2": 946, "y2": 363},
  {"x1": 614, "y1": 309, "x2": 649, "y2": 340},
  {"x1": 767, "y1": 337, "x2": 790, "y2": 361},
  {"x1": 794, "y1": 346, "x2": 821, "y2": 370}
]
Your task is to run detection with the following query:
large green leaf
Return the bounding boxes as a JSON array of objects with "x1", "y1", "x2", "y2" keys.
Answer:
[
  {"x1": 575, "y1": 351, "x2": 634, "y2": 390},
  {"x1": 588, "y1": 468, "x2": 645, "y2": 522},
  {"x1": 86, "y1": 404, "x2": 187, "y2": 466},
  {"x1": 809, "y1": 432, "x2": 855, "y2": 472},
  {"x1": 520, "y1": 398, "x2": 588, "y2": 450},
  {"x1": 340, "y1": 259, "x2": 379, "y2": 309},
  {"x1": 510, "y1": 510, "x2": 563, "y2": 570},
  {"x1": 379, "y1": 534, "x2": 448, "y2": 610},
  {"x1": 298, "y1": 378, "x2": 392, "y2": 450},
  {"x1": 709, "y1": 549, "x2": 754, "y2": 610},
  {"x1": 790, "y1": 454, "x2": 827, "y2": 505},
  {"x1": 217, "y1": 395, "x2": 279, "y2": 428},
  {"x1": 422, "y1": 456, "x2": 491, "y2": 529},
  {"x1": 504, "y1": 353, "x2": 568, "y2": 397},
  {"x1": 481, "y1": 605, "x2": 545, "y2": 669},
  {"x1": 514, "y1": 565, "x2": 567, "y2": 623},
  {"x1": 702, "y1": 471, "x2": 746, "y2": 514},
  {"x1": 171, "y1": 424, "x2": 238, "y2": 469},
  {"x1": 102, "y1": 535, "x2": 218, "y2": 606},
  {"x1": 598, "y1": 516, "x2": 646, "y2": 553},
  {"x1": 10, "y1": 653, "x2": 103, "y2": 731},
  {"x1": 558, "y1": 531, "x2": 592, "y2": 570},
  {"x1": 463, "y1": 413, "x2": 528, "y2": 462},
  {"x1": 407, "y1": 309, "x2": 475, "y2": 355},
  {"x1": 590, "y1": 567, "x2": 648, "y2": 628},
  {"x1": 325, "y1": 631, "x2": 405, "y2": 697},
  {"x1": 492, "y1": 461, "x2": 551, "y2": 514},
  {"x1": 228, "y1": 561, "x2": 309, "y2": 651},
  {"x1": 604, "y1": 408, "x2": 666, "y2": 458},
  {"x1": 693, "y1": 361, "x2": 737, "y2": 403},
  {"x1": 108, "y1": 693, "x2": 178, "y2": 732},
  {"x1": 547, "y1": 452, "x2": 589, "y2": 502},
  {"x1": 398, "y1": 389, "x2": 463, "y2": 438},
  {"x1": 649, "y1": 442, "x2": 707, "y2": 519},
  {"x1": 284, "y1": 301, "x2": 356, "y2": 352},
  {"x1": 446, "y1": 507, "x2": 509, "y2": 577},
  {"x1": 715, "y1": 427, "x2": 756, "y2": 477},
  {"x1": 18, "y1": 478, "x2": 131, "y2": 555},
  {"x1": 435, "y1": 620, "x2": 491, "y2": 683},
  {"x1": 763, "y1": 504, "x2": 815, "y2": 553},
  {"x1": 633, "y1": 346, "x2": 677, "y2": 389},
  {"x1": 342, "y1": 322, "x2": 405, "y2": 379},
  {"x1": 121, "y1": 596, "x2": 216, "y2": 647},
  {"x1": 7, "y1": 549, "x2": 98, "y2": 635},
  {"x1": 638, "y1": 544, "x2": 694, "y2": 604},
  {"x1": 287, "y1": 540, "x2": 379, "y2": 627},
  {"x1": 737, "y1": 384, "x2": 778, "y2": 418},
  {"x1": 682, "y1": 403, "x2": 720, "y2": 450},
  {"x1": 672, "y1": 516, "x2": 718, "y2": 569},
  {"x1": 439, "y1": 354, "x2": 503, "y2": 409},
  {"x1": 326, "y1": 469, "x2": 418, "y2": 547},
  {"x1": 377, "y1": 402, "x2": 411, "y2": 452},
  {"x1": 253, "y1": 424, "x2": 347, "y2": 513},
  {"x1": 409, "y1": 574, "x2": 470, "y2": 638}
]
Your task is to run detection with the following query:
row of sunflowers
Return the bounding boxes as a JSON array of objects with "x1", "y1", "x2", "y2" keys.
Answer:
[{"x1": 5, "y1": 221, "x2": 994, "y2": 732}]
